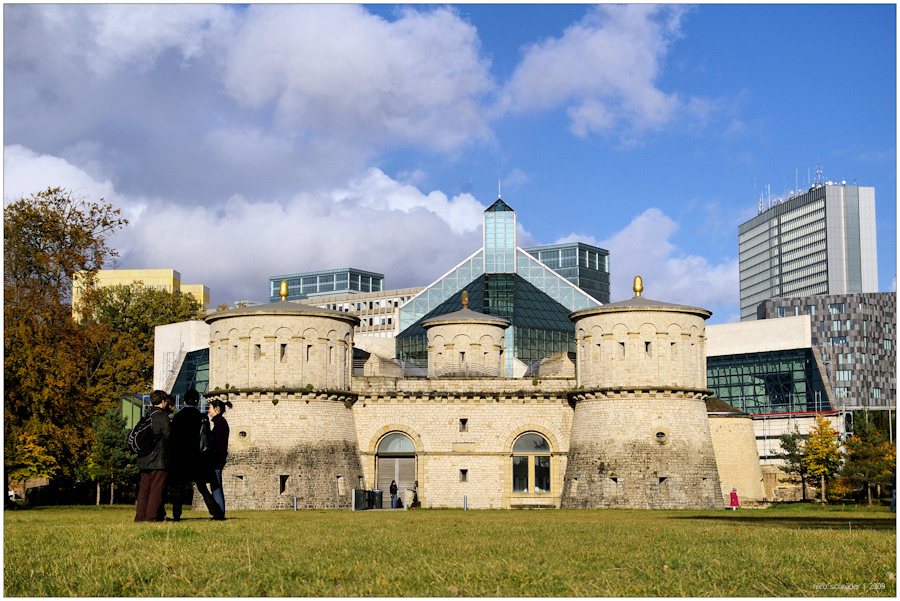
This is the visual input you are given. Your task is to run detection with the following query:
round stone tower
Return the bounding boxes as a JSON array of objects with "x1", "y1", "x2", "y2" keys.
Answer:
[
  {"x1": 202, "y1": 282, "x2": 364, "y2": 509},
  {"x1": 421, "y1": 291, "x2": 509, "y2": 377},
  {"x1": 561, "y1": 277, "x2": 724, "y2": 509}
]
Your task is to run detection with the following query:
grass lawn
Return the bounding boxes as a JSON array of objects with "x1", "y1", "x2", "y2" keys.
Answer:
[{"x1": 4, "y1": 504, "x2": 896, "y2": 597}]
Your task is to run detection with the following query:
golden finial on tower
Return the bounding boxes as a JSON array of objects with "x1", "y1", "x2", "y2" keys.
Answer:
[
  {"x1": 461, "y1": 290, "x2": 469, "y2": 309},
  {"x1": 279, "y1": 280, "x2": 289, "y2": 301},
  {"x1": 633, "y1": 275, "x2": 643, "y2": 297}
]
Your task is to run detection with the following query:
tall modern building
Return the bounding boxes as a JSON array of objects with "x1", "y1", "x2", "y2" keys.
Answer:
[
  {"x1": 268, "y1": 268, "x2": 384, "y2": 303},
  {"x1": 738, "y1": 182, "x2": 877, "y2": 321},
  {"x1": 396, "y1": 198, "x2": 601, "y2": 377},
  {"x1": 522, "y1": 242, "x2": 610, "y2": 303}
]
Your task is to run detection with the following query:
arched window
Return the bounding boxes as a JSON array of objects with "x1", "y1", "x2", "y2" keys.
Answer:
[
  {"x1": 512, "y1": 433, "x2": 551, "y2": 493},
  {"x1": 378, "y1": 432, "x2": 415, "y2": 454}
]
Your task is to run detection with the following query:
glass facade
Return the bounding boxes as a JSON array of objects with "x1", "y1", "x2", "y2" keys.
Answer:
[
  {"x1": 484, "y1": 199, "x2": 516, "y2": 273},
  {"x1": 269, "y1": 268, "x2": 384, "y2": 302},
  {"x1": 522, "y1": 242, "x2": 610, "y2": 303},
  {"x1": 396, "y1": 273, "x2": 581, "y2": 374},
  {"x1": 397, "y1": 199, "x2": 600, "y2": 376},
  {"x1": 169, "y1": 348, "x2": 209, "y2": 400},
  {"x1": 707, "y1": 348, "x2": 829, "y2": 415}
]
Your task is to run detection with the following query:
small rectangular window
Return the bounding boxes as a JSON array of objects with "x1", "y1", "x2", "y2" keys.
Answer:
[
  {"x1": 280, "y1": 343, "x2": 287, "y2": 362},
  {"x1": 279, "y1": 475, "x2": 289, "y2": 494},
  {"x1": 460, "y1": 469, "x2": 468, "y2": 483},
  {"x1": 254, "y1": 344, "x2": 262, "y2": 360},
  {"x1": 459, "y1": 418, "x2": 468, "y2": 432},
  {"x1": 336, "y1": 475, "x2": 346, "y2": 496}
]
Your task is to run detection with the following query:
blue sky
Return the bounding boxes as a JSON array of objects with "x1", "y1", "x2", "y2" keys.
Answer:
[{"x1": 4, "y1": 3, "x2": 896, "y2": 323}]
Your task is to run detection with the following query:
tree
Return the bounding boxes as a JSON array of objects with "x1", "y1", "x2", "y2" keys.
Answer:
[
  {"x1": 78, "y1": 282, "x2": 204, "y2": 399},
  {"x1": 87, "y1": 407, "x2": 138, "y2": 505},
  {"x1": 4, "y1": 188, "x2": 127, "y2": 488},
  {"x1": 842, "y1": 411, "x2": 896, "y2": 505},
  {"x1": 772, "y1": 426, "x2": 810, "y2": 501},
  {"x1": 805, "y1": 414, "x2": 843, "y2": 503}
]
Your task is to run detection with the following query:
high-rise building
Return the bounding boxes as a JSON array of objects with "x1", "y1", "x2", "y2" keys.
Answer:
[
  {"x1": 738, "y1": 182, "x2": 877, "y2": 321},
  {"x1": 268, "y1": 268, "x2": 384, "y2": 303}
]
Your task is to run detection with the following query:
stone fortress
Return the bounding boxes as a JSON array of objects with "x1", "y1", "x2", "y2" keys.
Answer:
[{"x1": 201, "y1": 275, "x2": 764, "y2": 511}]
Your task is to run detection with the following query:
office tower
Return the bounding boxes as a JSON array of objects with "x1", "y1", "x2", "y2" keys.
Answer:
[{"x1": 738, "y1": 182, "x2": 877, "y2": 321}]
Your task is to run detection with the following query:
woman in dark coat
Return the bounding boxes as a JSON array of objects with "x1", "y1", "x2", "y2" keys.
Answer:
[
  {"x1": 208, "y1": 399, "x2": 233, "y2": 519},
  {"x1": 390, "y1": 480, "x2": 398, "y2": 508}
]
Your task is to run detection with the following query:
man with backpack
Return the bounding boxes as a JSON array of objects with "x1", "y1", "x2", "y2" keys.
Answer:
[
  {"x1": 134, "y1": 390, "x2": 172, "y2": 522},
  {"x1": 168, "y1": 389, "x2": 224, "y2": 520}
]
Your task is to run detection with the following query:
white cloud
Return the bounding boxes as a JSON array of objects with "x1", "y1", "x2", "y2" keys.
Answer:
[
  {"x1": 83, "y1": 4, "x2": 236, "y2": 75},
  {"x1": 3, "y1": 147, "x2": 483, "y2": 307},
  {"x1": 3, "y1": 144, "x2": 147, "y2": 222},
  {"x1": 502, "y1": 4, "x2": 692, "y2": 137},
  {"x1": 328, "y1": 168, "x2": 486, "y2": 235},
  {"x1": 221, "y1": 5, "x2": 495, "y2": 152},
  {"x1": 556, "y1": 208, "x2": 738, "y2": 313}
]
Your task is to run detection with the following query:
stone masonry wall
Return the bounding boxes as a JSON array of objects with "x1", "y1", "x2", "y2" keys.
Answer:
[
  {"x1": 575, "y1": 309, "x2": 708, "y2": 391},
  {"x1": 562, "y1": 391, "x2": 723, "y2": 509},
  {"x1": 196, "y1": 391, "x2": 363, "y2": 510},
  {"x1": 708, "y1": 416, "x2": 766, "y2": 504},
  {"x1": 208, "y1": 312, "x2": 356, "y2": 392},
  {"x1": 351, "y1": 383, "x2": 573, "y2": 509}
]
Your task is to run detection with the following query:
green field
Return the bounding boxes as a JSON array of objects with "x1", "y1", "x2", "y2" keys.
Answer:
[{"x1": 4, "y1": 504, "x2": 896, "y2": 597}]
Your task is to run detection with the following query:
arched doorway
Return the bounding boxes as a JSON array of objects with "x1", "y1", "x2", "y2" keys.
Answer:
[{"x1": 376, "y1": 432, "x2": 416, "y2": 508}]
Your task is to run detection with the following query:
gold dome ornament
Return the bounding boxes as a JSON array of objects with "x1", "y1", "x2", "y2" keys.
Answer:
[
  {"x1": 461, "y1": 290, "x2": 469, "y2": 309},
  {"x1": 633, "y1": 276, "x2": 643, "y2": 297},
  {"x1": 280, "y1": 280, "x2": 289, "y2": 301}
]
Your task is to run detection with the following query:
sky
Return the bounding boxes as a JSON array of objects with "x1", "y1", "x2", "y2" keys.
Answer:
[{"x1": 4, "y1": 3, "x2": 896, "y2": 324}]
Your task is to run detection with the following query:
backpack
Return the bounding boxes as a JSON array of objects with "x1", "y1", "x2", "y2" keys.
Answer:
[
  {"x1": 199, "y1": 416, "x2": 212, "y2": 455},
  {"x1": 127, "y1": 411, "x2": 156, "y2": 456}
]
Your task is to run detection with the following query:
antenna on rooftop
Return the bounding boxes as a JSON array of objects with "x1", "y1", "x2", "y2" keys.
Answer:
[{"x1": 498, "y1": 179, "x2": 501, "y2": 199}]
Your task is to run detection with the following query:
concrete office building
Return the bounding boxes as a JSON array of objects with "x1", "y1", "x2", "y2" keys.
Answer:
[
  {"x1": 738, "y1": 181, "x2": 877, "y2": 321},
  {"x1": 72, "y1": 268, "x2": 210, "y2": 312},
  {"x1": 756, "y1": 292, "x2": 896, "y2": 409}
]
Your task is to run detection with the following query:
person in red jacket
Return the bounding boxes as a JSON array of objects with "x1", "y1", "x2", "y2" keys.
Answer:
[{"x1": 730, "y1": 488, "x2": 740, "y2": 511}]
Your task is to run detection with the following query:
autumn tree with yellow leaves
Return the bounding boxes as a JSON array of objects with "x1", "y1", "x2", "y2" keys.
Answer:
[{"x1": 805, "y1": 414, "x2": 843, "y2": 503}]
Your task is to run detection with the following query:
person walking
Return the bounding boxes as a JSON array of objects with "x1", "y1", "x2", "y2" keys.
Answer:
[
  {"x1": 169, "y1": 389, "x2": 224, "y2": 520},
  {"x1": 390, "y1": 480, "x2": 398, "y2": 508},
  {"x1": 135, "y1": 390, "x2": 172, "y2": 522},
  {"x1": 730, "y1": 487, "x2": 740, "y2": 511},
  {"x1": 208, "y1": 399, "x2": 233, "y2": 518}
]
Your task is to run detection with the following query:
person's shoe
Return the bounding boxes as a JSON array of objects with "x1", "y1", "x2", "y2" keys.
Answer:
[{"x1": 211, "y1": 515, "x2": 226, "y2": 521}]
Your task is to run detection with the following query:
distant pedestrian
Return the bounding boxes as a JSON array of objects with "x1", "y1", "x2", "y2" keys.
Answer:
[
  {"x1": 891, "y1": 488, "x2": 896, "y2": 513},
  {"x1": 730, "y1": 488, "x2": 740, "y2": 511},
  {"x1": 168, "y1": 389, "x2": 224, "y2": 520},
  {"x1": 208, "y1": 398, "x2": 233, "y2": 519},
  {"x1": 135, "y1": 390, "x2": 172, "y2": 522},
  {"x1": 390, "y1": 480, "x2": 398, "y2": 508}
]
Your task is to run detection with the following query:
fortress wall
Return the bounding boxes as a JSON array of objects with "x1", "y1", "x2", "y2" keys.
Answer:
[
  {"x1": 708, "y1": 416, "x2": 766, "y2": 504},
  {"x1": 198, "y1": 391, "x2": 363, "y2": 510},
  {"x1": 351, "y1": 377, "x2": 575, "y2": 397},
  {"x1": 352, "y1": 395, "x2": 573, "y2": 509},
  {"x1": 562, "y1": 391, "x2": 723, "y2": 509},
  {"x1": 208, "y1": 313, "x2": 355, "y2": 392}
]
